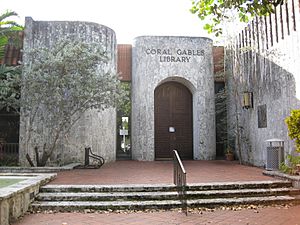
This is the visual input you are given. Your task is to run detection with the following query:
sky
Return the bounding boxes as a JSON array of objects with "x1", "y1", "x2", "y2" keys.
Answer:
[{"x1": 2, "y1": 0, "x2": 212, "y2": 44}]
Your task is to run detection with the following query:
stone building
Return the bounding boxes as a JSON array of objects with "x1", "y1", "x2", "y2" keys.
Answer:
[
  {"x1": 18, "y1": 18, "x2": 223, "y2": 165},
  {"x1": 1, "y1": 22, "x2": 227, "y2": 165},
  {"x1": 13, "y1": 15, "x2": 300, "y2": 167}
]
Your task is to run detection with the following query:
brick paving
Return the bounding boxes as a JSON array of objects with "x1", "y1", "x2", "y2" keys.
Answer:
[
  {"x1": 12, "y1": 160, "x2": 300, "y2": 225},
  {"x1": 13, "y1": 205, "x2": 300, "y2": 225},
  {"x1": 50, "y1": 160, "x2": 276, "y2": 185}
]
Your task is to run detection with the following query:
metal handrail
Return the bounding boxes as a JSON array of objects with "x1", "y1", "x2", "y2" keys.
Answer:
[
  {"x1": 84, "y1": 147, "x2": 105, "y2": 168},
  {"x1": 89, "y1": 148, "x2": 105, "y2": 167},
  {"x1": 173, "y1": 149, "x2": 187, "y2": 216}
]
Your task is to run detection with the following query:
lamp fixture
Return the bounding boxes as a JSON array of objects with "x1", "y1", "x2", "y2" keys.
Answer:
[{"x1": 242, "y1": 91, "x2": 253, "y2": 109}]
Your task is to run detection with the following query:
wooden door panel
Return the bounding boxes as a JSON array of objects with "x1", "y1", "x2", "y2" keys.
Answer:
[{"x1": 155, "y1": 82, "x2": 193, "y2": 159}]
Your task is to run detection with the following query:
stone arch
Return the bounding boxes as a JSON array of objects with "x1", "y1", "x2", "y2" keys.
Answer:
[{"x1": 155, "y1": 76, "x2": 196, "y2": 95}]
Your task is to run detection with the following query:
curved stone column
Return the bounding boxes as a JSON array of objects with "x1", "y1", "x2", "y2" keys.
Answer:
[{"x1": 20, "y1": 17, "x2": 117, "y2": 166}]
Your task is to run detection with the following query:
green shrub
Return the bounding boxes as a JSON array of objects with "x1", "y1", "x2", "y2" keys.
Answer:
[
  {"x1": 279, "y1": 109, "x2": 300, "y2": 174},
  {"x1": 279, "y1": 154, "x2": 300, "y2": 175},
  {"x1": 0, "y1": 155, "x2": 19, "y2": 166},
  {"x1": 285, "y1": 109, "x2": 300, "y2": 153}
]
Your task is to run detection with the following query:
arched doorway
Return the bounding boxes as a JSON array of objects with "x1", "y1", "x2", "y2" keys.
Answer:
[{"x1": 154, "y1": 81, "x2": 193, "y2": 159}]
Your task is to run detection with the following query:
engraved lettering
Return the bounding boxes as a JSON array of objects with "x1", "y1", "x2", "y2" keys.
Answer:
[{"x1": 149, "y1": 48, "x2": 204, "y2": 62}]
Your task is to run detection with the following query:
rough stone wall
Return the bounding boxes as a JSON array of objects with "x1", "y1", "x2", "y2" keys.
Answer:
[
  {"x1": 226, "y1": 1, "x2": 300, "y2": 166},
  {"x1": 19, "y1": 17, "x2": 117, "y2": 166},
  {"x1": 227, "y1": 53, "x2": 299, "y2": 166},
  {"x1": 132, "y1": 36, "x2": 215, "y2": 160},
  {"x1": 0, "y1": 174, "x2": 55, "y2": 225}
]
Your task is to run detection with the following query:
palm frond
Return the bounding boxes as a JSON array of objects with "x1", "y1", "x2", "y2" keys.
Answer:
[
  {"x1": 0, "y1": 21, "x2": 23, "y2": 28},
  {"x1": 0, "y1": 10, "x2": 23, "y2": 54},
  {"x1": 0, "y1": 36, "x2": 8, "y2": 59},
  {"x1": 0, "y1": 11, "x2": 18, "y2": 22}
]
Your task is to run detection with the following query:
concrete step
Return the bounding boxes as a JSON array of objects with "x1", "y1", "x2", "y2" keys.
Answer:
[
  {"x1": 31, "y1": 195, "x2": 299, "y2": 211},
  {"x1": 36, "y1": 188, "x2": 300, "y2": 202},
  {"x1": 39, "y1": 180, "x2": 293, "y2": 193},
  {"x1": 32, "y1": 180, "x2": 300, "y2": 212}
]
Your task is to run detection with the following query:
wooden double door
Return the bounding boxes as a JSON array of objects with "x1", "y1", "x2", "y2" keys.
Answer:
[{"x1": 154, "y1": 82, "x2": 193, "y2": 159}]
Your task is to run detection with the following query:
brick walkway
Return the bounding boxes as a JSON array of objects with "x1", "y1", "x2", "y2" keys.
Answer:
[
  {"x1": 50, "y1": 160, "x2": 275, "y2": 185},
  {"x1": 12, "y1": 160, "x2": 300, "y2": 225},
  {"x1": 13, "y1": 205, "x2": 300, "y2": 225}
]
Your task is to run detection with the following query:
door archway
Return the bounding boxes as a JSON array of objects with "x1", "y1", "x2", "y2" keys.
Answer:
[{"x1": 154, "y1": 81, "x2": 193, "y2": 159}]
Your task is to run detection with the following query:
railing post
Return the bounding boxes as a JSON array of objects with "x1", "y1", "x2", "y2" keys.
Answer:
[
  {"x1": 84, "y1": 147, "x2": 90, "y2": 166},
  {"x1": 173, "y1": 149, "x2": 187, "y2": 216}
]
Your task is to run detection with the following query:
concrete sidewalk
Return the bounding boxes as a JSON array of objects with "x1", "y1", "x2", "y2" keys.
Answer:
[{"x1": 49, "y1": 160, "x2": 276, "y2": 185}]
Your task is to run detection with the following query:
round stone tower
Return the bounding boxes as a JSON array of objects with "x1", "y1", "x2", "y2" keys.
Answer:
[{"x1": 20, "y1": 17, "x2": 117, "y2": 166}]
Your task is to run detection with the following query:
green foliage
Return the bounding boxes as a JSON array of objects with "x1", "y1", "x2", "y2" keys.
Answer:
[
  {"x1": 279, "y1": 154, "x2": 300, "y2": 175},
  {"x1": 279, "y1": 161, "x2": 292, "y2": 174},
  {"x1": 0, "y1": 64, "x2": 21, "y2": 112},
  {"x1": 20, "y1": 38, "x2": 123, "y2": 166},
  {"x1": 225, "y1": 146, "x2": 233, "y2": 154},
  {"x1": 0, "y1": 10, "x2": 23, "y2": 59},
  {"x1": 285, "y1": 109, "x2": 300, "y2": 152},
  {"x1": 117, "y1": 82, "x2": 131, "y2": 139},
  {"x1": 0, "y1": 10, "x2": 23, "y2": 113},
  {"x1": 190, "y1": 0, "x2": 283, "y2": 36},
  {"x1": 215, "y1": 87, "x2": 228, "y2": 148},
  {"x1": 117, "y1": 82, "x2": 131, "y2": 116},
  {"x1": 280, "y1": 109, "x2": 300, "y2": 174}
]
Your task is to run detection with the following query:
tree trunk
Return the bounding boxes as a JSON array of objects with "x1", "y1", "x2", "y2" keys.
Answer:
[
  {"x1": 34, "y1": 146, "x2": 40, "y2": 166},
  {"x1": 26, "y1": 153, "x2": 35, "y2": 167},
  {"x1": 39, "y1": 151, "x2": 50, "y2": 167},
  {"x1": 39, "y1": 144, "x2": 51, "y2": 166}
]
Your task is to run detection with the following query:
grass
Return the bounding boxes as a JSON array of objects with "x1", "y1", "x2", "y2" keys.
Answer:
[{"x1": 0, "y1": 178, "x2": 25, "y2": 188}]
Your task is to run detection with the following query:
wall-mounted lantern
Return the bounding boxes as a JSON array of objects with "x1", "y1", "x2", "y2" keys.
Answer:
[{"x1": 242, "y1": 91, "x2": 253, "y2": 109}]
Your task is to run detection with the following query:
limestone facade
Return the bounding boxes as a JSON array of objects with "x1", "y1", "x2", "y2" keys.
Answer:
[{"x1": 131, "y1": 36, "x2": 215, "y2": 160}]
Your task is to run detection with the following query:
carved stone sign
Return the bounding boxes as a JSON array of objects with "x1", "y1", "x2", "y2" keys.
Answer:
[{"x1": 145, "y1": 48, "x2": 205, "y2": 63}]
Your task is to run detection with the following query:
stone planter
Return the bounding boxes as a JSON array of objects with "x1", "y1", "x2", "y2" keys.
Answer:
[{"x1": 225, "y1": 153, "x2": 234, "y2": 161}]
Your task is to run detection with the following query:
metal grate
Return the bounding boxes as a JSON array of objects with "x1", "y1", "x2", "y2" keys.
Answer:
[{"x1": 266, "y1": 146, "x2": 284, "y2": 170}]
